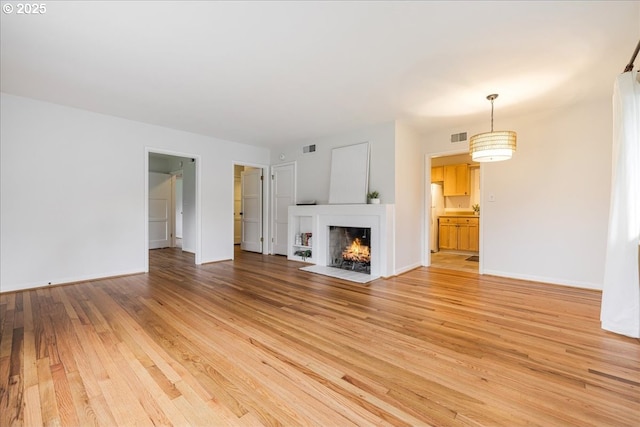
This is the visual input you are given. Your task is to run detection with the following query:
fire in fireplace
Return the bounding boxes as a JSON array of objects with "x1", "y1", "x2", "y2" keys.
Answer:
[{"x1": 328, "y1": 226, "x2": 371, "y2": 274}]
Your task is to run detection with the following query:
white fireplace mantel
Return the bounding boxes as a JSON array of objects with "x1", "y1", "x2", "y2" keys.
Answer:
[{"x1": 288, "y1": 204, "x2": 395, "y2": 278}]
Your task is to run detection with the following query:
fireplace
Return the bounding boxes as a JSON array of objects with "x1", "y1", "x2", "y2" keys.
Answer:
[
  {"x1": 329, "y1": 226, "x2": 371, "y2": 274},
  {"x1": 288, "y1": 204, "x2": 394, "y2": 280}
]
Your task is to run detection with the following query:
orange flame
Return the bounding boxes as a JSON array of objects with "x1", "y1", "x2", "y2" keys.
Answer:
[{"x1": 342, "y1": 238, "x2": 371, "y2": 263}]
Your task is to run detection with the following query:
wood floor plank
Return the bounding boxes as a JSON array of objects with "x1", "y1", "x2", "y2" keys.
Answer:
[
  {"x1": 23, "y1": 385, "x2": 43, "y2": 427},
  {"x1": 50, "y1": 363, "x2": 79, "y2": 427},
  {"x1": 1, "y1": 247, "x2": 639, "y2": 426},
  {"x1": 36, "y1": 357, "x2": 60, "y2": 426},
  {"x1": 21, "y1": 293, "x2": 43, "y2": 426},
  {"x1": 64, "y1": 370, "x2": 99, "y2": 427},
  {"x1": 115, "y1": 341, "x2": 191, "y2": 426}
]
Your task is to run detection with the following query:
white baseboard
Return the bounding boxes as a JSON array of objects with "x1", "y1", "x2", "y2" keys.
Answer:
[
  {"x1": 482, "y1": 269, "x2": 602, "y2": 291},
  {"x1": 394, "y1": 262, "x2": 422, "y2": 276},
  {"x1": 0, "y1": 268, "x2": 145, "y2": 293}
]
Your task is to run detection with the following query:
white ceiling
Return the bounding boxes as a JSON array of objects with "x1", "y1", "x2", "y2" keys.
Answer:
[{"x1": 1, "y1": 1, "x2": 638, "y2": 148}]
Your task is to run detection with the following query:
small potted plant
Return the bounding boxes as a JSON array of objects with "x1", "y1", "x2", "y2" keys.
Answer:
[
  {"x1": 367, "y1": 190, "x2": 380, "y2": 204},
  {"x1": 472, "y1": 204, "x2": 480, "y2": 215}
]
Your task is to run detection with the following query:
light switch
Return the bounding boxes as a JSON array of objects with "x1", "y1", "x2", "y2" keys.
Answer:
[{"x1": 489, "y1": 194, "x2": 496, "y2": 202}]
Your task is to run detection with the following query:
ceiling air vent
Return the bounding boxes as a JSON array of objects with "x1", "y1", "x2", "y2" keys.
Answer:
[
  {"x1": 450, "y1": 132, "x2": 468, "y2": 143},
  {"x1": 303, "y1": 144, "x2": 316, "y2": 153}
]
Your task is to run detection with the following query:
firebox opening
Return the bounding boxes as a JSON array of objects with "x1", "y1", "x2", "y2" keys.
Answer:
[{"x1": 328, "y1": 226, "x2": 371, "y2": 274}]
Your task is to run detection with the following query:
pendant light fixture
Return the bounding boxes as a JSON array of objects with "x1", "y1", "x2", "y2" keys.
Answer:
[{"x1": 469, "y1": 94, "x2": 516, "y2": 162}]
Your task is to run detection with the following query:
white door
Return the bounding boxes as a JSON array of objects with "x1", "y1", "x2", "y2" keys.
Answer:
[
  {"x1": 271, "y1": 163, "x2": 295, "y2": 255},
  {"x1": 149, "y1": 172, "x2": 172, "y2": 249},
  {"x1": 241, "y1": 168, "x2": 263, "y2": 252},
  {"x1": 234, "y1": 173, "x2": 242, "y2": 244}
]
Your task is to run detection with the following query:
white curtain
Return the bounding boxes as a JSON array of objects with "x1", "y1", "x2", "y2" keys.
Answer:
[{"x1": 601, "y1": 70, "x2": 640, "y2": 338}]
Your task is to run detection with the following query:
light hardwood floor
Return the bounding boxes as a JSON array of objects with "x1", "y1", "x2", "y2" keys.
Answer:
[
  {"x1": 429, "y1": 251, "x2": 479, "y2": 273},
  {"x1": 1, "y1": 248, "x2": 638, "y2": 426}
]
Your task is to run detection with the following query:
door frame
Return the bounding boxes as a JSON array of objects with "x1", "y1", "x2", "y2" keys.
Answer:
[
  {"x1": 424, "y1": 150, "x2": 483, "y2": 274},
  {"x1": 145, "y1": 148, "x2": 202, "y2": 271},
  {"x1": 232, "y1": 161, "x2": 269, "y2": 258}
]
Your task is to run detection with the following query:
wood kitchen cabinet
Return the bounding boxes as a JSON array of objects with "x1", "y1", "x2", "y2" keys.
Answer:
[
  {"x1": 443, "y1": 164, "x2": 470, "y2": 196},
  {"x1": 457, "y1": 217, "x2": 479, "y2": 251},
  {"x1": 431, "y1": 166, "x2": 444, "y2": 183},
  {"x1": 438, "y1": 218, "x2": 457, "y2": 249},
  {"x1": 438, "y1": 216, "x2": 479, "y2": 251}
]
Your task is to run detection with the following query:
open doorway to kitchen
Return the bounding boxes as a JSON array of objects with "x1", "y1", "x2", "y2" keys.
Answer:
[{"x1": 429, "y1": 152, "x2": 480, "y2": 273}]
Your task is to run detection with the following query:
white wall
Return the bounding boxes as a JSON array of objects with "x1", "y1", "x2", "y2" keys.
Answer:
[
  {"x1": 394, "y1": 121, "x2": 424, "y2": 274},
  {"x1": 424, "y1": 96, "x2": 612, "y2": 289},
  {"x1": 270, "y1": 122, "x2": 396, "y2": 204},
  {"x1": 2, "y1": 91, "x2": 613, "y2": 291},
  {"x1": 0, "y1": 93, "x2": 270, "y2": 292}
]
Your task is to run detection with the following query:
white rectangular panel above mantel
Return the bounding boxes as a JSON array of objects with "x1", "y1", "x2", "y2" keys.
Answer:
[{"x1": 288, "y1": 204, "x2": 395, "y2": 278}]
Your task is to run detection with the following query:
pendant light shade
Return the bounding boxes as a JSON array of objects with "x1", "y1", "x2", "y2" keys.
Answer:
[
  {"x1": 469, "y1": 94, "x2": 516, "y2": 162},
  {"x1": 469, "y1": 130, "x2": 517, "y2": 162}
]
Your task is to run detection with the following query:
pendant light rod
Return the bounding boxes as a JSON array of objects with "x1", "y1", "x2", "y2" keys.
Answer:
[
  {"x1": 623, "y1": 38, "x2": 640, "y2": 72},
  {"x1": 487, "y1": 94, "x2": 498, "y2": 132}
]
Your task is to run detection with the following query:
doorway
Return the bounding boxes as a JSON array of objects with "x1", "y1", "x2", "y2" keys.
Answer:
[
  {"x1": 146, "y1": 150, "x2": 200, "y2": 271},
  {"x1": 428, "y1": 152, "x2": 480, "y2": 273},
  {"x1": 233, "y1": 163, "x2": 266, "y2": 254}
]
